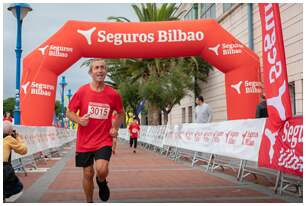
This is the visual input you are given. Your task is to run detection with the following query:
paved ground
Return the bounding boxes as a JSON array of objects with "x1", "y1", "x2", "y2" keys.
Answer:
[{"x1": 15, "y1": 142, "x2": 302, "y2": 203}]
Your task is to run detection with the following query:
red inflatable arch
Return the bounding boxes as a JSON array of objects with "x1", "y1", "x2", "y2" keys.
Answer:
[{"x1": 20, "y1": 19, "x2": 261, "y2": 126}]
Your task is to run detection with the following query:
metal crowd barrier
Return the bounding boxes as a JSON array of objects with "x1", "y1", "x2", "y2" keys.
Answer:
[
  {"x1": 118, "y1": 124, "x2": 303, "y2": 198},
  {"x1": 11, "y1": 128, "x2": 76, "y2": 176}
]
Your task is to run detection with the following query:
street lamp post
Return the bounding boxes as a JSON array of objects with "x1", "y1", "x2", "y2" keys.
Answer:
[
  {"x1": 66, "y1": 89, "x2": 73, "y2": 129},
  {"x1": 8, "y1": 3, "x2": 32, "y2": 125},
  {"x1": 59, "y1": 76, "x2": 67, "y2": 128}
]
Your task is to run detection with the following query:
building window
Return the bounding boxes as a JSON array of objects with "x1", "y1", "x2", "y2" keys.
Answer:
[
  {"x1": 223, "y1": 3, "x2": 234, "y2": 13},
  {"x1": 182, "y1": 107, "x2": 186, "y2": 123},
  {"x1": 200, "y1": 3, "x2": 216, "y2": 19},
  {"x1": 188, "y1": 106, "x2": 193, "y2": 123},
  {"x1": 288, "y1": 82, "x2": 296, "y2": 115},
  {"x1": 184, "y1": 8, "x2": 193, "y2": 20}
]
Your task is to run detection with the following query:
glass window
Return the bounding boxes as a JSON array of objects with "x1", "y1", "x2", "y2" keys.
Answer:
[
  {"x1": 223, "y1": 3, "x2": 234, "y2": 13},
  {"x1": 182, "y1": 107, "x2": 186, "y2": 123},
  {"x1": 200, "y1": 3, "x2": 216, "y2": 19},
  {"x1": 188, "y1": 106, "x2": 193, "y2": 123}
]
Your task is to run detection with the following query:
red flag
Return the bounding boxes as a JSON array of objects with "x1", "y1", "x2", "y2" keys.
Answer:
[
  {"x1": 258, "y1": 3, "x2": 302, "y2": 176},
  {"x1": 259, "y1": 3, "x2": 292, "y2": 123}
]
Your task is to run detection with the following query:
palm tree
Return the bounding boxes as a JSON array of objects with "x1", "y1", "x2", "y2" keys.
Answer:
[
  {"x1": 183, "y1": 56, "x2": 214, "y2": 98},
  {"x1": 107, "y1": 4, "x2": 189, "y2": 125},
  {"x1": 108, "y1": 3, "x2": 186, "y2": 22}
]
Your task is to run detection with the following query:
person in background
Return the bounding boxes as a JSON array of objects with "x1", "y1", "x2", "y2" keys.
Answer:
[
  {"x1": 194, "y1": 96, "x2": 213, "y2": 123},
  {"x1": 3, "y1": 120, "x2": 27, "y2": 202},
  {"x1": 256, "y1": 95, "x2": 268, "y2": 118},
  {"x1": 128, "y1": 117, "x2": 140, "y2": 153},
  {"x1": 3, "y1": 112, "x2": 13, "y2": 123}
]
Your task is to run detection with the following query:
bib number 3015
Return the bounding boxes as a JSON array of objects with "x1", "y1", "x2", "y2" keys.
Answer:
[{"x1": 88, "y1": 102, "x2": 110, "y2": 120}]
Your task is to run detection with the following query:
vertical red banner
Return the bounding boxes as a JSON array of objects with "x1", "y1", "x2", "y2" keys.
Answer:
[
  {"x1": 259, "y1": 3, "x2": 292, "y2": 123},
  {"x1": 258, "y1": 3, "x2": 302, "y2": 176}
]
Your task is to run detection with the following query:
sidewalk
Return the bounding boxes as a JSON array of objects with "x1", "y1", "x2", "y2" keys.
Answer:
[{"x1": 15, "y1": 142, "x2": 300, "y2": 203}]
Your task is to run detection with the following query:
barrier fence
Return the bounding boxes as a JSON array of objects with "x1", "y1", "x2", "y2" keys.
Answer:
[
  {"x1": 119, "y1": 118, "x2": 303, "y2": 197},
  {"x1": 7, "y1": 122, "x2": 302, "y2": 198},
  {"x1": 9, "y1": 126, "x2": 76, "y2": 175}
]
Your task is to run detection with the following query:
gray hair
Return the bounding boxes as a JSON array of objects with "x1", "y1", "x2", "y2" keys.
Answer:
[
  {"x1": 3, "y1": 120, "x2": 13, "y2": 135},
  {"x1": 89, "y1": 58, "x2": 106, "y2": 73}
]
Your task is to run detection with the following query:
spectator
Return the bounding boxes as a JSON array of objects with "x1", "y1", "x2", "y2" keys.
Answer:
[
  {"x1": 256, "y1": 95, "x2": 268, "y2": 118},
  {"x1": 194, "y1": 96, "x2": 213, "y2": 123},
  {"x1": 3, "y1": 120, "x2": 27, "y2": 202},
  {"x1": 3, "y1": 112, "x2": 13, "y2": 123}
]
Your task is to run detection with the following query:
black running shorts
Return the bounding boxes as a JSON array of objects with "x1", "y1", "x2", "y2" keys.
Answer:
[{"x1": 75, "y1": 146, "x2": 112, "y2": 167}]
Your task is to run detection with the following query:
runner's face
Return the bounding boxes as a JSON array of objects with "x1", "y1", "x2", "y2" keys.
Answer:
[{"x1": 90, "y1": 60, "x2": 107, "y2": 83}]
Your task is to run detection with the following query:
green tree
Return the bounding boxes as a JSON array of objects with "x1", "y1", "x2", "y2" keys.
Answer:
[
  {"x1": 55, "y1": 100, "x2": 66, "y2": 118},
  {"x1": 108, "y1": 3, "x2": 186, "y2": 22},
  {"x1": 183, "y1": 56, "x2": 213, "y2": 98},
  {"x1": 3, "y1": 97, "x2": 15, "y2": 116},
  {"x1": 107, "y1": 4, "x2": 188, "y2": 125},
  {"x1": 117, "y1": 81, "x2": 142, "y2": 119},
  {"x1": 140, "y1": 62, "x2": 193, "y2": 124}
]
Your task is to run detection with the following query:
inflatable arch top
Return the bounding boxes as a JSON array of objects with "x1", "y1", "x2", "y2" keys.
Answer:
[{"x1": 20, "y1": 19, "x2": 261, "y2": 126}]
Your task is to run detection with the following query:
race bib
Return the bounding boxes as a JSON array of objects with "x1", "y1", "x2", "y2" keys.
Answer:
[
  {"x1": 88, "y1": 102, "x2": 110, "y2": 120},
  {"x1": 132, "y1": 128, "x2": 138, "y2": 134}
]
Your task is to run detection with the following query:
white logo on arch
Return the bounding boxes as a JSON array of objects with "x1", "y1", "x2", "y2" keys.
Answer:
[
  {"x1": 21, "y1": 81, "x2": 30, "y2": 94},
  {"x1": 231, "y1": 81, "x2": 243, "y2": 94},
  {"x1": 77, "y1": 27, "x2": 96, "y2": 45},
  {"x1": 208, "y1": 44, "x2": 220, "y2": 56},
  {"x1": 38, "y1": 45, "x2": 49, "y2": 55}
]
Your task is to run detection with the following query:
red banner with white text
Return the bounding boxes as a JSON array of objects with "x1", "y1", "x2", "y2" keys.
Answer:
[
  {"x1": 259, "y1": 3, "x2": 292, "y2": 124},
  {"x1": 258, "y1": 3, "x2": 303, "y2": 176},
  {"x1": 258, "y1": 116, "x2": 303, "y2": 176}
]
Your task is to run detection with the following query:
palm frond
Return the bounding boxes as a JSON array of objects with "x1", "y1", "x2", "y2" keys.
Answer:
[
  {"x1": 132, "y1": 4, "x2": 145, "y2": 21},
  {"x1": 107, "y1": 16, "x2": 131, "y2": 22}
]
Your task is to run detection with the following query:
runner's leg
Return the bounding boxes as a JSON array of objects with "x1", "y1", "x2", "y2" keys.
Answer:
[
  {"x1": 82, "y1": 165, "x2": 95, "y2": 202},
  {"x1": 95, "y1": 159, "x2": 109, "y2": 182},
  {"x1": 134, "y1": 138, "x2": 137, "y2": 149}
]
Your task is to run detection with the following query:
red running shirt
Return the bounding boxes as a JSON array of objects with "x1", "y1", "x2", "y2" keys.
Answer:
[
  {"x1": 129, "y1": 123, "x2": 140, "y2": 139},
  {"x1": 68, "y1": 84, "x2": 123, "y2": 152}
]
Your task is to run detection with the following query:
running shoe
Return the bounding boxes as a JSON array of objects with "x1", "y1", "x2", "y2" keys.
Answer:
[{"x1": 96, "y1": 177, "x2": 110, "y2": 201}]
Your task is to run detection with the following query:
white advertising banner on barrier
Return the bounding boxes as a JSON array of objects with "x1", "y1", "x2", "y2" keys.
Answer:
[
  {"x1": 118, "y1": 128, "x2": 129, "y2": 141},
  {"x1": 137, "y1": 125, "x2": 166, "y2": 148},
  {"x1": 138, "y1": 125, "x2": 149, "y2": 143},
  {"x1": 11, "y1": 126, "x2": 76, "y2": 160},
  {"x1": 163, "y1": 119, "x2": 266, "y2": 161}
]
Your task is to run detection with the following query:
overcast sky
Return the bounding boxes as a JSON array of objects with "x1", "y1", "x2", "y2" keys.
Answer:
[{"x1": 3, "y1": 3, "x2": 138, "y2": 100}]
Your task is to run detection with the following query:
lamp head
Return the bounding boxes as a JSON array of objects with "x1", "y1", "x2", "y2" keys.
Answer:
[{"x1": 8, "y1": 3, "x2": 32, "y2": 20}]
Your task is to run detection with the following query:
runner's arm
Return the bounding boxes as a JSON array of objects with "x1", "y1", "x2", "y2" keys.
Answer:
[
  {"x1": 112, "y1": 111, "x2": 124, "y2": 131},
  {"x1": 66, "y1": 110, "x2": 80, "y2": 124},
  {"x1": 66, "y1": 111, "x2": 90, "y2": 126}
]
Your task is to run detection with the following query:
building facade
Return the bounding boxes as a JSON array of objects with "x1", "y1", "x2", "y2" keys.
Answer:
[{"x1": 166, "y1": 3, "x2": 303, "y2": 125}]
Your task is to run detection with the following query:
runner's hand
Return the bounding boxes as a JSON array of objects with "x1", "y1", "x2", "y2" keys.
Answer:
[
  {"x1": 112, "y1": 138, "x2": 117, "y2": 155},
  {"x1": 109, "y1": 127, "x2": 118, "y2": 138},
  {"x1": 78, "y1": 113, "x2": 90, "y2": 126}
]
